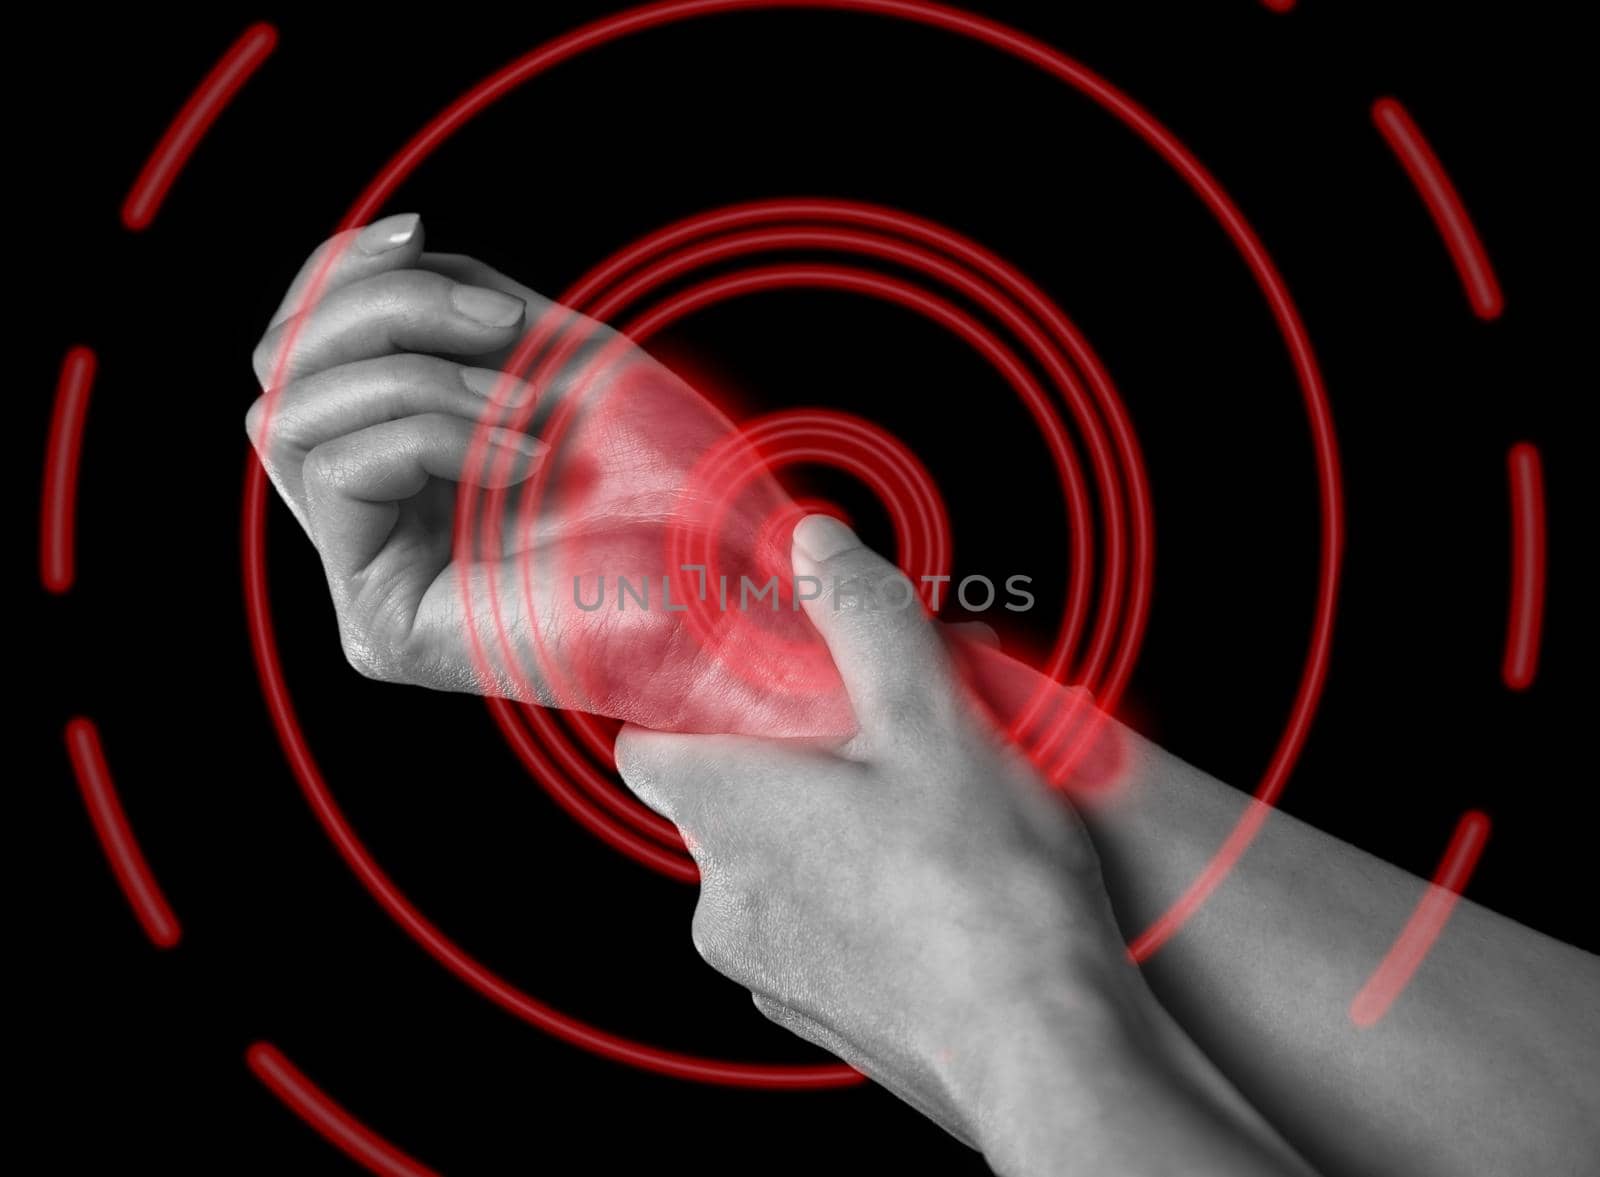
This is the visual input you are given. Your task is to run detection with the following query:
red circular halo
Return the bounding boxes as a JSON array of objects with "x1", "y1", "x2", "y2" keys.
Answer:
[
  {"x1": 564, "y1": 406, "x2": 949, "y2": 769},
  {"x1": 660, "y1": 409, "x2": 953, "y2": 696},
  {"x1": 466, "y1": 257, "x2": 1111, "y2": 877},
  {"x1": 561, "y1": 202, "x2": 1152, "y2": 707},
  {"x1": 243, "y1": 0, "x2": 1342, "y2": 1085},
  {"x1": 483, "y1": 204, "x2": 1152, "y2": 862},
  {"x1": 579, "y1": 227, "x2": 1112, "y2": 709},
  {"x1": 502, "y1": 396, "x2": 963, "y2": 858},
  {"x1": 486, "y1": 263, "x2": 1093, "y2": 714}
]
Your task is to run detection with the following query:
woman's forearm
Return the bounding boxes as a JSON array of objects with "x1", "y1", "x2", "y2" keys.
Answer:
[
  {"x1": 970, "y1": 990, "x2": 1313, "y2": 1177},
  {"x1": 1077, "y1": 721, "x2": 1600, "y2": 1177}
]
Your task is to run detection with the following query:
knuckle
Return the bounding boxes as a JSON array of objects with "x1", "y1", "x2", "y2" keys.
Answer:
[
  {"x1": 411, "y1": 410, "x2": 458, "y2": 437},
  {"x1": 384, "y1": 351, "x2": 456, "y2": 388},
  {"x1": 335, "y1": 584, "x2": 423, "y2": 686},
  {"x1": 306, "y1": 228, "x2": 353, "y2": 271},
  {"x1": 251, "y1": 328, "x2": 284, "y2": 388},
  {"x1": 689, "y1": 905, "x2": 730, "y2": 971},
  {"x1": 387, "y1": 629, "x2": 432, "y2": 681},
  {"x1": 752, "y1": 994, "x2": 790, "y2": 1027},
  {"x1": 300, "y1": 442, "x2": 337, "y2": 488},
  {"x1": 612, "y1": 728, "x2": 653, "y2": 782},
  {"x1": 300, "y1": 440, "x2": 354, "y2": 495},
  {"x1": 242, "y1": 396, "x2": 268, "y2": 447},
  {"x1": 245, "y1": 388, "x2": 307, "y2": 457},
  {"x1": 338, "y1": 631, "x2": 387, "y2": 681},
  {"x1": 368, "y1": 268, "x2": 450, "y2": 318},
  {"x1": 688, "y1": 897, "x2": 762, "y2": 983}
]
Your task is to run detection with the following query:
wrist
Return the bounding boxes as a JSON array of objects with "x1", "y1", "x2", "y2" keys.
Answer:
[
  {"x1": 945, "y1": 969, "x2": 1156, "y2": 1168},
  {"x1": 949, "y1": 969, "x2": 1301, "y2": 1177}
]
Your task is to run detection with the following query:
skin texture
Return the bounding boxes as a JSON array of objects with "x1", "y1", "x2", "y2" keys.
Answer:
[
  {"x1": 616, "y1": 517, "x2": 1310, "y2": 1176},
  {"x1": 1075, "y1": 741, "x2": 1600, "y2": 1177},
  {"x1": 245, "y1": 215, "x2": 1112, "y2": 766},
  {"x1": 251, "y1": 217, "x2": 1600, "y2": 1176},
  {"x1": 247, "y1": 213, "x2": 855, "y2": 735}
]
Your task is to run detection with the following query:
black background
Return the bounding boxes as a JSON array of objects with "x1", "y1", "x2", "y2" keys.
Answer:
[{"x1": 22, "y1": 2, "x2": 1588, "y2": 1172}]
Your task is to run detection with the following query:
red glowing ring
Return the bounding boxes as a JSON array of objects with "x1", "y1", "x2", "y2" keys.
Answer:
[
  {"x1": 483, "y1": 256, "x2": 1140, "y2": 871},
  {"x1": 560, "y1": 201, "x2": 1151, "y2": 707},
  {"x1": 662, "y1": 409, "x2": 952, "y2": 697},
  {"x1": 484, "y1": 203, "x2": 1152, "y2": 848},
  {"x1": 500, "y1": 401, "x2": 960, "y2": 857},
  {"x1": 244, "y1": 0, "x2": 1342, "y2": 1084},
  {"x1": 492, "y1": 263, "x2": 1086, "y2": 714},
  {"x1": 472, "y1": 250, "x2": 1102, "y2": 751},
  {"x1": 532, "y1": 704, "x2": 681, "y2": 849},
  {"x1": 489, "y1": 694, "x2": 699, "y2": 879},
  {"x1": 563, "y1": 405, "x2": 949, "y2": 768},
  {"x1": 581, "y1": 225, "x2": 1111, "y2": 705},
  {"x1": 523, "y1": 703, "x2": 682, "y2": 849},
  {"x1": 467, "y1": 258, "x2": 1105, "y2": 877},
  {"x1": 489, "y1": 197, "x2": 1138, "y2": 853}
]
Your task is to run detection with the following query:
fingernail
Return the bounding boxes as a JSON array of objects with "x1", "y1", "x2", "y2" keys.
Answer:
[
  {"x1": 793, "y1": 515, "x2": 859, "y2": 562},
  {"x1": 356, "y1": 213, "x2": 419, "y2": 255},
  {"x1": 451, "y1": 284, "x2": 525, "y2": 328},
  {"x1": 487, "y1": 426, "x2": 546, "y2": 459},
  {"x1": 460, "y1": 367, "x2": 536, "y2": 406}
]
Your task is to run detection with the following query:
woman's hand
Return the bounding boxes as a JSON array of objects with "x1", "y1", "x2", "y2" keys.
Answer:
[
  {"x1": 616, "y1": 516, "x2": 1312, "y2": 1176},
  {"x1": 246, "y1": 216, "x2": 1128, "y2": 781},
  {"x1": 245, "y1": 215, "x2": 853, "y2": 733}
]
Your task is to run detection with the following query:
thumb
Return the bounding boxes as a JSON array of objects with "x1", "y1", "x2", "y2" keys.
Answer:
[{"x1": 791, "y1": 515, "x2": 952, "y2": 738}]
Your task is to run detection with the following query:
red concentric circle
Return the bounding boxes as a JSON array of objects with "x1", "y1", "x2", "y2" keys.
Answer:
[
  {"x1": 465, "y1": 249, "x2": 1134, "y2": 877},
  {"x1": 244, "y1": 0, "x2": 1342, "y2": 1086}
]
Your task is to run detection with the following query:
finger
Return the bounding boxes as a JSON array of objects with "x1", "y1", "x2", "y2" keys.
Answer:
[
  {"x1": 421, "y1": 251, "x2": 629, "y2": 406},
  {"x1": 267, "y1": 213, "x2": 426, "y2": 330},
  {"x1": 419, "y1": 251, "x2": 541, "y2": 304},
  {"x1": 245, "y1": 355, "x2": 536, "y2": 524},
  {"x1": 791, "y1": 515, "x2": 955, "y2": 740},
  {"x1": 301, "y1": 412, "x2": 544, "y2": 579},
  {"x1": 253, "y1": 268, "x2": 527, "y2": 389},
  {"x1": 613, "y1": 725, "x2": 826, "y2": 832},
  {"x1": 612, "y1": 724, "x2": 724, "y2": 827}
]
